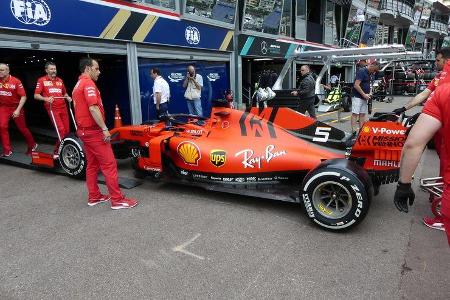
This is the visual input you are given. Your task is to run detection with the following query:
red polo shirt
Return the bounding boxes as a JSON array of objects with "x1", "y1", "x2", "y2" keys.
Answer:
[
  {"x1": 72, "y1": 74, "x2": 105, "y2": 129},
  {"x1": 0, "y1": 75, "x2": 26, "y2": 107},
  {"x1": 35, "y1": 75, "x2": 67, "y2": 109},
  {"x1": 423, "y1": 82, "x2": 450, "y2": 216}
]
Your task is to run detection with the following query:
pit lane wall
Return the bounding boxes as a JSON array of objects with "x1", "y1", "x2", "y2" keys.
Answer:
[{"x1": 0, "y1": 0, "x2": 233, "y2": 123}]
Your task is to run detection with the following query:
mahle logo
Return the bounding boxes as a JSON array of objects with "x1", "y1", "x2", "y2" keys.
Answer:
[{"x1": 10, "y1": 0, "x2": 51, "y2": 26}]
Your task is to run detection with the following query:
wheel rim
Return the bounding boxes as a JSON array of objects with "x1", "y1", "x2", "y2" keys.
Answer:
[
  {"x1": 61, "y1": 144, "x2": 81, "y2": 169},
  {"x1": 312, "y1": 181, "x2": 352, "y2": 219},
  {"x1": 131, "y1": 148, "x2": 141, "y2": 158}
]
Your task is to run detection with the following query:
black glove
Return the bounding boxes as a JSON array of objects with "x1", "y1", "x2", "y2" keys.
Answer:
[
  {"x1": 394, "y1": 181, "x2": 415, "y2": 213},
  {"x1": 393, "y1": 106, "x2": 407, "y2": 115}
]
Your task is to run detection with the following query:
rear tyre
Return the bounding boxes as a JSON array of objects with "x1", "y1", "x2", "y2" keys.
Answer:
[
  {"x1": 58, "y1": 135, "x2": 86, "y2": 179},
  {"x1": 301, "y1": 165, "x2": 370, "y2": 230},
  {"x1": 341, "y1": 95, "x2": 351, "y2": 112}
]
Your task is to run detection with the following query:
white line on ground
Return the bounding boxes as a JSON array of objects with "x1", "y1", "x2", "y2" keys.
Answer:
[{"x1": 172, "y1": 233, "x2": 204, "y2": 260}]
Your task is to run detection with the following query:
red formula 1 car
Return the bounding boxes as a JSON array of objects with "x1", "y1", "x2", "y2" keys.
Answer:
[{"x1": 110, "y1": 100, "x2": 416, "y2": 231}]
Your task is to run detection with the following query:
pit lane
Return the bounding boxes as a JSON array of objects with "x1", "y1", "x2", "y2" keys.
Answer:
[{"x1": 0, "y1": 97, "x2": 448, "y2": 299}]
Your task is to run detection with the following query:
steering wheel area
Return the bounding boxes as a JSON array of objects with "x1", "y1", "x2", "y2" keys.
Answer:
[{"x1": 159, "y1": 113, "x2": 208, "y2": 129}]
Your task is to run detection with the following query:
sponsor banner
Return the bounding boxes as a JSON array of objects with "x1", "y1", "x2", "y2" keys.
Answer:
[
  {"x1": 238, "y1": 34, "x2": 333, "y2": 58},
  {"x1": 210, "y1": 149, "x2": 226, "y2": 167},
  {"x1": 239, "y1": 34, "x2": 294, "y2": 58},
  {"x1": 358, "y1": 135, "x2": 406, "y2": 147},
  {"x1": 177, "y1": 141, "x2": 201, "y2": 166},
  {"x1": 179, "y1": 169, "x2": 290, "y2": 183},
  {"x1": 1, "y1": 0, "x2": 233, "y2": 51},
  {"x1": 235, "y1": 144, "x2": 287, "y2": 169},
  {"x1": 373, "y1": 159, "x2": 399, "y2": 168},
  {"x1": 362, "y1": 126, "x2": 406, "y2": 136}
]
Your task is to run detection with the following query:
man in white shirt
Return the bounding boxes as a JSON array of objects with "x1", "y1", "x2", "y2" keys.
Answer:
[
  {"x1": 150, "y1": 67, "x2": 170, "y2": 119},
  {"x1": 183, "y1": 65, "x2": 203, "y2": 116}
]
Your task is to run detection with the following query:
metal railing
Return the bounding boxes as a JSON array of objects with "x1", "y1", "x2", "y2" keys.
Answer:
[
  {"x1": 340, "y1": 38, "x2": 359, "y2": 48},
  {"x1": 379, "y1": 0, "x2": 414, "y2": 19}
]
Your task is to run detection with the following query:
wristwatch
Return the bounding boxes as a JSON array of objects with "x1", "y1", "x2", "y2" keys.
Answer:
[{"x1": 102, "y1": 127, "x2": 108, "y2": 131}]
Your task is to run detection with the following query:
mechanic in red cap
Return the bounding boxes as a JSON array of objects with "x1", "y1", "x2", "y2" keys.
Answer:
[
  {"x1": 394, "y1": 81, "x2": 450, "y2": 246},
  {"x1": 72, "y1": 57, "x2": 138, "y2": 209},
  {"x1": 0, "y1": 63, "x2": 37, "y2": 157},
  {"x1": 34, "y1": 62, "x2": 72, "y2": 151}
]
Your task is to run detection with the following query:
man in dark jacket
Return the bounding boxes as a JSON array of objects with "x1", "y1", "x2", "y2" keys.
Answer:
[{"x1": 291, "y1": 65, "x2": 316, "y2": 119}]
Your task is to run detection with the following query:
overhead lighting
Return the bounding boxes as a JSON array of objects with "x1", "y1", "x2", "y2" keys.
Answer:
[{"x1": 253, "y1": 58, "x2": 273, "y2": 61}]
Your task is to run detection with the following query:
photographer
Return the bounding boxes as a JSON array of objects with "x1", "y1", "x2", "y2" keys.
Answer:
[{"x1": 183, "y1": 65, "x2": 203, "y2": 116}]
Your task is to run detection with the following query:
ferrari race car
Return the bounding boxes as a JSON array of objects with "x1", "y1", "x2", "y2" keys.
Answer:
[{"x1": 110, "y1": 100, "x2": 416, "y2": 231}]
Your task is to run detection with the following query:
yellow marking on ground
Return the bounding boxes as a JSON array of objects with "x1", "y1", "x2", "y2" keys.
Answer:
[
  {"x1": 99, "y1": 9, "x2": 131, "y2": 39},
  {"x1": 133, "y1": 15, "x2": 158, "y2": 42},
  {"x1": 317, "y1": 110, "x2": 343, "y2": 118},
  {"x1": 328, "y1": 108, "x2": 378, "y2": 123}
]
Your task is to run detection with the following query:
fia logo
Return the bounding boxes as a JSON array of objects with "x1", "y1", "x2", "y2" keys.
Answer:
[
  {"x1": 185, "y1": 26, "x2": 200, "y2": 45},
  {"x1": 10, "y1": 0, "x2": 51, "y2": 26}
]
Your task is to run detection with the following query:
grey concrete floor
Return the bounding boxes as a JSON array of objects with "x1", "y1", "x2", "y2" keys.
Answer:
[{"x1": 0, "y1": 96, "x2": 448, "y2": 299}]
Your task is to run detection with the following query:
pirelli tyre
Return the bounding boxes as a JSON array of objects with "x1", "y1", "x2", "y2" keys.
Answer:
[
  {"x1": 301, "y1": 159, "x2": 372, "y2": 231},
  {"x1": 341, "y1": 95, "x2": 351, "y2": 112},
  {"x1": 58, "y1": 135, "x2": 86, "y2": 179}
]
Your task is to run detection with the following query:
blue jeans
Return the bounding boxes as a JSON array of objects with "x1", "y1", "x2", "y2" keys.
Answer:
[{"x1": 187, "y1": 98, "x2": 203, "y2": 117}]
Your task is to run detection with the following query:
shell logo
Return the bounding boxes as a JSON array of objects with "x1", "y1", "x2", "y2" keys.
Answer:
[
  {"x1": 177, "y1": 141, "x2": 201, "y2": 166},
  {"x1": 363, "y1": 126, "x2": 370, "y2": 133}
]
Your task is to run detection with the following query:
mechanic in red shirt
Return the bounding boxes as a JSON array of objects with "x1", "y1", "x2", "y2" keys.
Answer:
[
  {"x1": 392, "y1": 48, "x2": 450, "y2": 115},
  {"x1": 0, "y1": 63, "x2": 37, "y2": 157},
  {"x1": 394, "y1": 81, "x2": 450, "y2": 246},
  {"x1": 34, "y1": 62, "x2": 72, "y2": 147},
  {"x1": 72, "y1": 57, "x2": 138, "y2": 209},
  {"x1": 393, "y1": 49, "x2": 450, "y2": 230}
]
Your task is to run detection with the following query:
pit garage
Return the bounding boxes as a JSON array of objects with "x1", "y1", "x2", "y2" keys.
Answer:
[{"x1": 0, "y1": 33, "x2": 131, "y2": 139}]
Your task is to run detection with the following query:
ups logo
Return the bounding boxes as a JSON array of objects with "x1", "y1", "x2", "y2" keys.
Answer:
[{"x1": 210, "y1": 150, "x2": 226, "y2": 167}]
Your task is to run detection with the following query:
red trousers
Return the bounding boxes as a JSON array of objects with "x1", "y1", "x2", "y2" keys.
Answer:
[
  {"x1": 77, "y1": 128, "x2": 123, "y2": 201},
  {"x1": 0, "y1": 106, "x2": 35, "y2": 154},
  {"x1": 47, "y1": 106, "x2": 70, "y2": 140},
  {"x1": 443, "y1": 215, "x2": 450, "y2": 247},
  {"x1": 47, "y1": 106, "x2": 70, "y2": 152}
]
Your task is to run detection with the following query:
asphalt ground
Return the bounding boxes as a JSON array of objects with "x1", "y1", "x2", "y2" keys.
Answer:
[{"x1": 0, "y1": 96, "x2": 449, "y2": 299}]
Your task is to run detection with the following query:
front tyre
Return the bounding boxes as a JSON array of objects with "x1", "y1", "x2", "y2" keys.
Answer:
[
  {"x1": 58, "y1": 135, "x2": 86, "y2": 179},
  {"x1": 301, "y1": 166, "x2": 370, "y2": 230}
]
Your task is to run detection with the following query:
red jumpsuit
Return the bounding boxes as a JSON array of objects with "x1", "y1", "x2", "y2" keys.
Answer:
[
  {"x1": 0, "y1": 75, "x2": 35, "y2": 155},
  {"x1": 72, "y1": 74, "x2": 124, "y2": 202},
  {"x1": 35, "y1": 76, "x2": 70, "y2": 142},
  {"x1": 423, "y1": 82, "x2": 450, "y2": 245}
]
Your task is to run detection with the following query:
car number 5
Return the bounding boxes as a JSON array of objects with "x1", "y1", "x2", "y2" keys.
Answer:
[{"x1": 313, "y1": 127, "x2": 331, "y2": 142}]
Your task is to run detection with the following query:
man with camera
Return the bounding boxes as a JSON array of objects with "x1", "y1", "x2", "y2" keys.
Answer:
[{"x1": 183, "y1": 65, "x2": 203, "y2": 116}]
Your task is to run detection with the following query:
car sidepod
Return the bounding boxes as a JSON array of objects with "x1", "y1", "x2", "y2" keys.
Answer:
[{"x1": 301, "y1": 159, "x2": 373, "y2": 230}]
